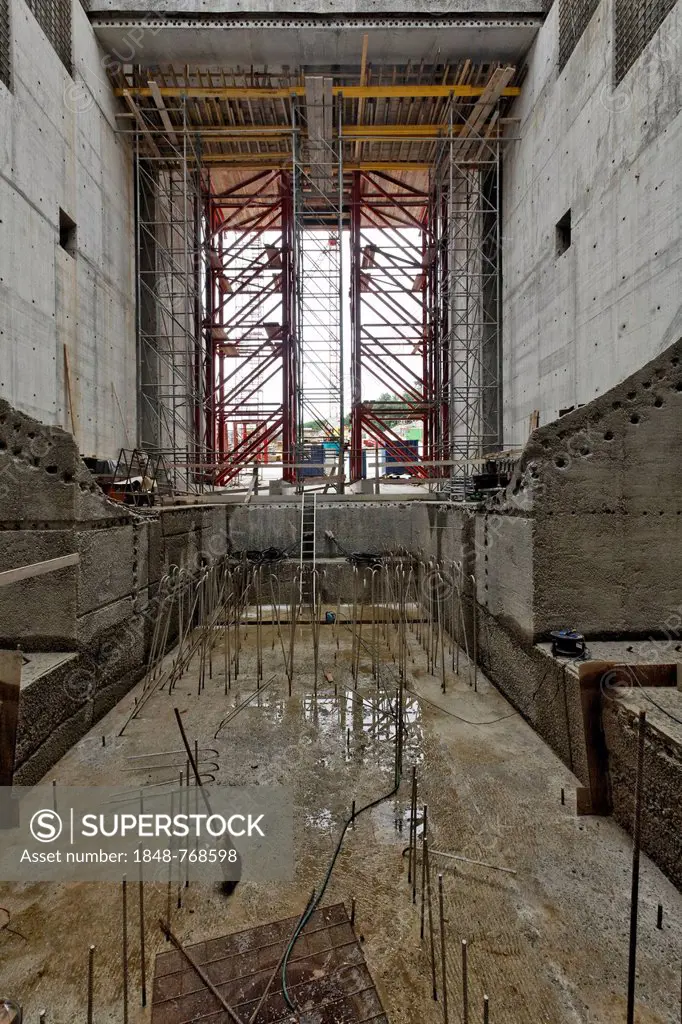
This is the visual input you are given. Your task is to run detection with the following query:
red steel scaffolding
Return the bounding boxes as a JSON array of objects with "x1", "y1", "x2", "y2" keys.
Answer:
[
  {"x1": 349, "y1": 171, "x2": 443, "y2": 482},
  {"x1": 205, "y1": 171, "x2": 297, "y2": 486}
]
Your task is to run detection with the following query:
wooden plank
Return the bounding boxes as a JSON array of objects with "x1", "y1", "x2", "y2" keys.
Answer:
[
  {"x1": 122, "y1": 89, "x2": 162, "y2": 158},
  {"x1": 149, "y1": 79, "x2": 179, "y2": 146},
  {"x1": 576, "y1": 660, "x2": 615, "y2": 815},
  {"x1": 0, "y1": 553, "x2": 80, "y2": 589},
  {"x1": 63, "y1": 342, "x2": 77, "y2": 439},
  {"x1": 0, "y1": 650, "x2": 22, "y2": 787}
]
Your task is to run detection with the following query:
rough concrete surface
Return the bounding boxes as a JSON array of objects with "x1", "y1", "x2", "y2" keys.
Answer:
[
  {"x1": 602, "y1": 687, "x2": 682, "y2": 890},
  {"x1": 0, "y1": 0, "x2": 136, "y2": 455},
  {"x1": 504, "y1": 337, "x2": 682, "y2": 637},
  {"x1": 502, "y1": 0, "x2": 682, "y2": 444},
  {"x1": 1, "y1": 615, "x2": 680, "y2": 1023}
]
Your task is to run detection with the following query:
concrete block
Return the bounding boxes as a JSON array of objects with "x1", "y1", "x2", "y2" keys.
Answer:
[
  {"x1": 77, "y1": 525, "x2": 134, "y2": 614},
  {"x1": 76, "y1": 596, "x2": 134, "y2": 647},
  {"x1": 133, "y1": 520, "x2": 149, "y2": 591},
  {"x1": 14, "y1": 705, "x2": 93, "y2": 786},
  {"x1": 161, "y1": 507, "x2": 204, "y2": 537},
  {"x1": 228, "y1": 505, "x2": 300, "y2": 553},
  {"x1": 147, "y1": 519, "x2": 164, "y2": 584},
  {"x1": 534, "y1": 512, "x2": 682, "y2": 638},
  {"x1": 15, "y1": 653, "x2": 84, "y2": 764},
  {"x1": 0, "y1": 529, "x2": 78, "y2": 647},
  {"x1": 476, "y1": 514, "x2": 534, "y2": 639},
  {"x1": 164, "y1": 533, "x2": 199, "y2": 573},
  {"x1": 197, "y1": 505, "x2": 228, "y2": 561}
]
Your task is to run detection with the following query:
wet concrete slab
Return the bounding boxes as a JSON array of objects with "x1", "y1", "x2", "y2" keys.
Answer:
[{"x1": 1, "y1": 614, "x2": 681, "y2": 1023}]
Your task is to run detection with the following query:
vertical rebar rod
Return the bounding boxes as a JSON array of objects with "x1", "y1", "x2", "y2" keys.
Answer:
[
  {"x1": 87, "y1": 945, "x2": 95, "y2": 1024},
  {"x1": 483, "y1": 994, "x2": 489, "y2": 1024},
  {"x1": 122, "y1": 875, "x2": 129, "y2": 1024},
  {"x1": 438, "y1": 874, "x2": 449, "y2": 1023},
  {"x1": 462, "y1": 939, "x2": 469, "y2": 1024},
  {"x1": 470, "y1": 574, "x2": 477, "y2": 690},
  {"x1": 408, "y1": 765, "x2": 417, "y2": 887},
  {"x1": 420, "y1": 806, "x2": 429, "y2": 940},
  {"x1": 411, "y1": 770, "x2": 418, "y2": 906},
  {"x1": 426, "y1": 839, "x2": 437, "y2": 1000},
  {"x1": 139, "y1": 850, "x2": 147, "y2": 1007},
  {"x1": 626, "y1": 710, "x2": 647, "y2": 1024},
  {"x1": 177, "y1": 772, "x2": 184, "y2": 909}
]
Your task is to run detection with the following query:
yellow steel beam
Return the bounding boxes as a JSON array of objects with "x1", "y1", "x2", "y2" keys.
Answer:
[
  {"x1": 340, "y1": 84, "x2": 519, "y2": 98},
  {"x1": 198, "y1": 154, "x2": 433, "y2": 170},
  {"x1": 114, "y1": 84, "x2": 520, "y2": 100},
  {"x1": 138, "y1": 125, "x2": 471, "y2": 143},
  {"x1": 342, "y1": 124, "x2": 468, "y2": 137}
]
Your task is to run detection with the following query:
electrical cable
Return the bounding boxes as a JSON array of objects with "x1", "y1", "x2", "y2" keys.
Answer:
[
  {"x1": 281, "y1": 767, "x2": 402, "y2": 1010},
  {"x1": 631, "y1": 685, "x2": 682, "y2": 726},
  {"x1": 282, "y1": 587, "x2": 407, "y2": 1011}
]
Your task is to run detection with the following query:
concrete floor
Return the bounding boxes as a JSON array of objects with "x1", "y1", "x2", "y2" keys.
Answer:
[{"x1": 1, "y1": 612, "x2": 681, "y2": 1023}]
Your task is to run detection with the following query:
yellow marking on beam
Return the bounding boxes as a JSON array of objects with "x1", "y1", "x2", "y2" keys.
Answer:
[
  {"x1": 114, "y1": 84, "x2": 520, "y2": 100},
  {"x1": 339, "y1": 85, "x2": 519, "y2": 98},
  {"x1": 342, "y1": 124, "x2": 467, "y2": 137},
  {"x1": 198, "y1": 155, "x2": 434, "y2": 170}
]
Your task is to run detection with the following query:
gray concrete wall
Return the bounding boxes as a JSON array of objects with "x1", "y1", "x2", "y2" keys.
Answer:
[
  {"x1": 505, "y1": 337, "x2": 682, "y2": 638},
  {"x1": 502, "y1": 0, "x2": 682, "y2": 446},
  {"x1": 0, "y1": 0, "x2": 135, "y2": 458},
  {"x1": 602, "y1": 697, "x2": 682, "y2": 890}
]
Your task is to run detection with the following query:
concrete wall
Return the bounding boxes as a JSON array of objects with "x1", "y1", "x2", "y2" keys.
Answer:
[
  {"x1": 502, "y1": 0, "x2": 682, "y2": 445},
  {"x1": 506, "y1": 336, "x2": 682, "y2": 639},
  {"x1": 602, "y1": 697, "x2": 682, "y2": 890},
  {"x1": 0, "y1": 0, "x2": 135, "y2": 458}
]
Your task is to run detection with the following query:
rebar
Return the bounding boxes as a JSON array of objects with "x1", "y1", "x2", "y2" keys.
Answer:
[
  {"x1": 439, "y1": 874, "x2": 449, "y2": 1023},
  {"x1": 426, "y1": 840, "x2": 437, "y2": 1001},
  {"x1": 462, "y1": 939, "x2": 469, "y2": 1024},
  {"x1": 87, "y1": 945, "x2": 95, "y2": 1024},
  {"x1": 420, "y1": 805, "x2": 429, "y2": 941},
  {"x1": 139, "y1": 850, "x2": 147, "y2": 1007},
  {"x1": 122, "y1": 876, "x2": 129, "y2": 1024},
  {"x1": 627, "y1": 710, "x2": 647, "y2": 1024}
]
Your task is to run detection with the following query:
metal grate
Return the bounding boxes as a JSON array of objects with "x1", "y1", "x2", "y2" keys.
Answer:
[
  {"x1": 152, "y1": 903, "x2": 389, "y2": 1023},
  {"x1": 0, "y1": 0, "x2": 10, "y2": 90},
  {"x1": 26, "y1": 0, "x2": 71, "y2": 72},
  {"x1": 615, "y1": 0, "x2": 678, "y2": 82},
  {"x1": 558, "y1": 0, "x2": 601, "y2": 70}
]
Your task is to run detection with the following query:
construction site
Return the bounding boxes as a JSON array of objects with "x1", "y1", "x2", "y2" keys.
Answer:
[{"x1": 0, "y1": 0, "x2": 681, "y2": 1021}]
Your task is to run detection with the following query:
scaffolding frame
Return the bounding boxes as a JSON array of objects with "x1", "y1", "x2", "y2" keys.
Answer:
[
  {"x1": 208, "y1": 170, "x2": 296, "y2": 487},
  {"x1": 136, "y1": 100, "x2": 210, "y2": 492},
  {"x1": 429, "y1": 103, "x2": 502, "y2": 496},
  {"x1": 292, "y1": 83, "x2": 345, "y2": 490},
  {"x1": 127, "y1": 65, "x2": 510, "y2": 495},
  {"x1": 349, "y1": 170, "x2": 436, "y2": 482}
]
